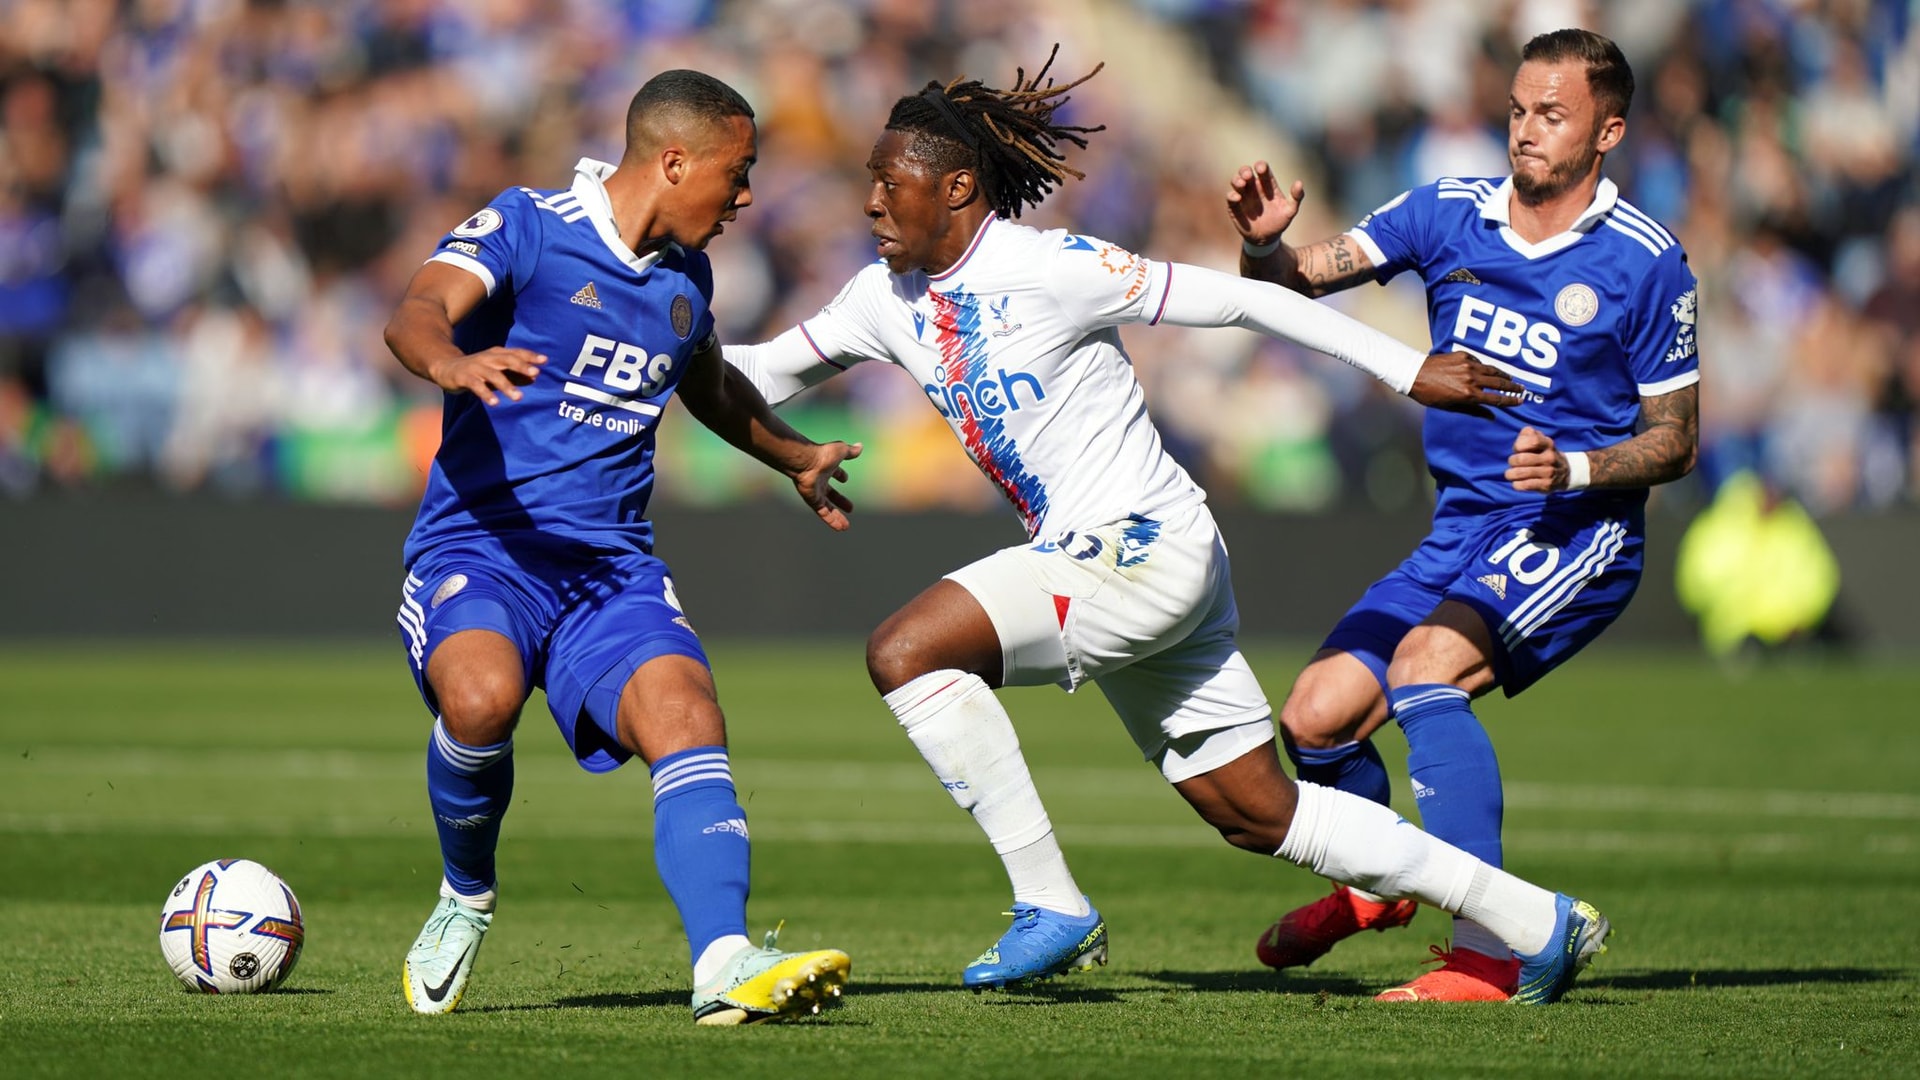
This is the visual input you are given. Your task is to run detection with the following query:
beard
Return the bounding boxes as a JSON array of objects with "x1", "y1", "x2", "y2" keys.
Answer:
[{"x1": 1511, "y1": 140, "x2": 1600, "y2": 203}]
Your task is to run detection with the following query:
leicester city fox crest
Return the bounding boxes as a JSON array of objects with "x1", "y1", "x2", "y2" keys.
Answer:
[
  {"x1": 1554, "y1": 283, "x2": 1599, "y2": 326},
  {"x1": 671, "y1": 294, "x2": 693, "y2": 339}
]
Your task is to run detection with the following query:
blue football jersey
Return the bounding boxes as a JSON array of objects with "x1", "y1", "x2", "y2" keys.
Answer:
[
  {"x1": 403, "y1": 158, "x2": 718, "y2": 565},
  {"x1": 1348, "y1": 176, "x2": 1699, "y2": 521}
]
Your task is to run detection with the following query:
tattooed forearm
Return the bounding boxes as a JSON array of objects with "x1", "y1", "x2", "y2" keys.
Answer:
[
  {"x1": 1242, "y1": 236, "x2": 1373, "y2": 297},
  {"x1": 1329, "y1": 236, "x2": 1358, "y2": 277},
  {"x1": 1588, "y1": 384, "x2": 1698, "y2": 488},
  {"x1": 1300, "y1": 236, "x2": 1370, "y2": 297}
]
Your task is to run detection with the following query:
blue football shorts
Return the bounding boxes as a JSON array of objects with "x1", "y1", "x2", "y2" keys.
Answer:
[
  {"x1": 394, "y1": 538, "x2": 709, "y2": 772},
  {"x1": 1321, "y1": 502, "x2": 1645, "y2": 696}
]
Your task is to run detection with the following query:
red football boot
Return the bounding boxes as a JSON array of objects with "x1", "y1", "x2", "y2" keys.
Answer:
[
  {"x1": 1256, "y1": 884, "x2": 1419, "y2": 970},
  {"x1": 1374, "y1": 944, "x2": 1521, "y2": 1002}
]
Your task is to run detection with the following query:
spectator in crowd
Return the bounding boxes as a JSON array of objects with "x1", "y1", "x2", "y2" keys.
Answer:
[{"x1": 0, "y1": 0, "x2": 1913, "y2": 514}]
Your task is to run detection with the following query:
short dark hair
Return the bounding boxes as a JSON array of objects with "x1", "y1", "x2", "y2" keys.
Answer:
[
  {"x1": 884, "y1": 46, "x2": 1104, "y2": 219},
  {"x1": 624, "y1": 69, "x2": 754, "y2": 150},
  {"x1": 1521, "y1": 28, "x2": 1634, "y2": 121}
]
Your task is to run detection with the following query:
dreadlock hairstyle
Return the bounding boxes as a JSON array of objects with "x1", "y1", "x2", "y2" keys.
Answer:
[{"x1": 885, "y1": 45, "x2": 1105, "y2": 219}]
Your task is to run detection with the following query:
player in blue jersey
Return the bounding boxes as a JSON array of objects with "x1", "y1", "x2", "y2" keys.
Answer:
[
  {"x1": 382, "y1": 70, "x2": 858, "y2": 1024},
  {"x1": 729, "y1": 51, "x2": 1612, "y2": 1006},
  {"x1": 1226, "y1": 29, "x2": 1699, "y2": 1001}
]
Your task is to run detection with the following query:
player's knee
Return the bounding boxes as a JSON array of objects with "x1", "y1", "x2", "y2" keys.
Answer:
[
  {"x1": 616, "y1": 696, "x2": 725, "y2": 760},
  {"x1": 1278, "y1": 684, "x2": 1365, "y2": 750},
  {"x1": 865, "y1": 619, "x2": 930, "y2": 695},
  {"x1": 434, "y1": 670, "x2": 523, "y2": 745}
]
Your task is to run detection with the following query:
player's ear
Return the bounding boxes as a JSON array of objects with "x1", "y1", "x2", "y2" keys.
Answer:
[
  {"x1": 1594, "y1": 115, "x2": 1625, "y2": 156},
  {"x1": 945, "y1": 168, "x2": 979, "y2": 211},
  {"x1": 660, "y1": 145, "x2": 689, "y2": 186}
]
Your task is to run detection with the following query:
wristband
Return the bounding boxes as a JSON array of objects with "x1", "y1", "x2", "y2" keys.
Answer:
[
  {"x1": 1563, "y1": 450, "x2": 1591, "y2": 491},
  {"x1": 1241, "y1": 236, "x2": 1283, "y2": 258}
]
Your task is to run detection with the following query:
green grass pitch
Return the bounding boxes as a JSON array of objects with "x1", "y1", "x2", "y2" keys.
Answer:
[{"x1": 1, "y1": 641, "x2": 1915, "y2": 1078}]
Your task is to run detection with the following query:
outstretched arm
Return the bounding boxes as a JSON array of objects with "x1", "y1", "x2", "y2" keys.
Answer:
[
  {"x1": 1226, "y1": 162, "x2": 1377, "y2": 297},
  {"x1": 1506, "y1": 384, "x2": 1699, "y2": 492},
  {"x1": 384, "y1": 261, "x2": 547, "y2": 405},
  {"x1": 1155, "y1": 262, "x2": 1521, "y2": 411},
  {"x1": 678, "y1": 340, "x2": 862, "y2": 530},
  {"x1": 721, "y1": 326, "x2": 851, "y2": 408}
]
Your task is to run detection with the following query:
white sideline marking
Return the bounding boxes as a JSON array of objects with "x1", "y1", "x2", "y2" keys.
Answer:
[
  {"x1": 7, "y1": 748, "x2": 1918, "y2": 821},
  {"x1": 0, "y1": 810, "x2": 1909, "y2": 859},
  {"x1": 5, "y1": 749, "x2": 1915, "y2": 857}
]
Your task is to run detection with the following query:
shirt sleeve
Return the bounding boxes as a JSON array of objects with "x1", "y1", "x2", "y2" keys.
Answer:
[
  {"x1": 426, "y1": 189, "x2": 540, "y2": 297},
  {"x1": 796, "y1": 264, "x2": 894, "y2": 366},
  {"x1": 1043, "y1": 233, "x2": 1173, "y2": 331},
  {"x1": 1346, "y1": 186, "x2": 1430, "y2": 284},
  {"x1": 1624, "y1": 246, "x2": 1700, "y2": 397},
  {"x1": 720, "y1": 266, "x2": 889, "y2": 406},
  {"x1": 1154, "y1": 262, "x2": 1425, "y2": 394}
]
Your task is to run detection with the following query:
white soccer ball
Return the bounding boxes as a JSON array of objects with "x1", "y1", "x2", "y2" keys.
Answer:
[{"x1": 157, "y1": 859, "x2": 305, "y2": 994}]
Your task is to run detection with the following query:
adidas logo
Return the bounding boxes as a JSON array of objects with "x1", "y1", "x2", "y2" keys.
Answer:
[
  {"x1": 436, "y1": 812, "x2": 495, "y2": 831},
  {"x1": 570, "y1": 282, "x2": 602, "y2": 309},
  {"x1": 1442, "y1": 267, "x2": 1482, "y2": 285},
  {"x1": 702, "y1": 818, "x2": 750, "y2": 839},
  {"x1": 1477, "y1": 572, "x2": 1508, "y2": 600},
  {"x1": 1411, "y1": 780, "x2": 1437, "y2": 800}
]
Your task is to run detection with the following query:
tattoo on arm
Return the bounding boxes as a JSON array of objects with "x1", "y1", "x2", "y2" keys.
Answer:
[
  {"x1": 1329, "y1": 236, "x2": 1357, "y2": 276},
  {"x1": 1243, "y1": 235, "x2": 1373, "y2": 297},
  {"x1": 1589, "y1": 384, "x2": 1699, "y2": 488},
  {"x1": 1299, "y1": 236, "x2": 1369, "y2": 297}
]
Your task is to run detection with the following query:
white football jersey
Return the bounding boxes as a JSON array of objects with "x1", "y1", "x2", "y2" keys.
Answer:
[{"x1": 734, "y1": 215, "x2": 1205, "y2": 540}]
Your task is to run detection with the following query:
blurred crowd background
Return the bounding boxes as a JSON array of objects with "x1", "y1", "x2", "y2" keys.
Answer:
[{"x1": 1, "y1": 0, "x2": 1915, "y2": 519}]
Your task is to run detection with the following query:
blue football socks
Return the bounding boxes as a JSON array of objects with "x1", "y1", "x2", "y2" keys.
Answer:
[
  {"x1": 650, "y1": 746, "x2": 751, "y2": 967},
  {"x1": 426, "y1": 718, "x2": 515, "y2": 898},
  {"x1": 1390, "y1": 684, "x2": 1504, "y2": 867},
  {"x1": 1286, "y1": 737, "x2": 1393, "y2": 806}
]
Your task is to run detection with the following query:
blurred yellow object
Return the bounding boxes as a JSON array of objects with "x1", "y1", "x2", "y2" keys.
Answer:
[{"x1": 1675, "y1": 472, "x2": 1840, "y2": 656}]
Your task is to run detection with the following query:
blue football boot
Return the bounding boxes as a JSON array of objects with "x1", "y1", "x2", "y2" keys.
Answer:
[
  {"x1": 1511, "y1": 893, "x2": 1610, "y2": 1005},
  {"x1": 962, "y1": 898, "x2": 1108, "y2": 990}
]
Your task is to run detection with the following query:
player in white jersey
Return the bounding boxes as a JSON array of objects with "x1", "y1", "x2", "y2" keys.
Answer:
[
  {"x1": 725, "y1": 51, "x2": 1609, "y2": 1003},
  {"x1": 1226, "y1": 30, "x2": 1699, "y2": 1000}
]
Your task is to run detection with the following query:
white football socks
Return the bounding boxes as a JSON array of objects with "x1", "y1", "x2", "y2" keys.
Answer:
[
  {"x1": 884, "y1": 670, "x2": 1089, "y2": 917},
  {"x1": 440, "y1": 878, "x2": 497, "y2": 914},
  {"x1": 692, "y1": 934, "x2": 754, "y2": 986},
  {"x1": 1450, "y1": 917, "x2": 1514, "y2": 961},
  {"x1": 1277, "y1": 781, "x2": 1555, "y2": 956}
]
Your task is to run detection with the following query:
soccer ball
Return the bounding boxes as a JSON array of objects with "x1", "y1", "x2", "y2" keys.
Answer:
[{"x1": 158, "y1": 859, "x2": 305, "y2": 994}]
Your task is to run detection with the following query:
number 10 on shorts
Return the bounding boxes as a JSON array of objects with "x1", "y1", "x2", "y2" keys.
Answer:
[{"x1": 1487, "y1": 529, "x2": 1561, "y2": 586}]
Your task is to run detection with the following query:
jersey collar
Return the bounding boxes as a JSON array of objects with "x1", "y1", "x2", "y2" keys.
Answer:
[
  {"x1": 1480, "y1": 175, "x2": 1618, "y2": 259},
  {"x1": 927, "y1": 213, "x2": 998, "y2": 283},
  {"x1": 572, "y1": 157, "x2": 676, "y2": 275}
]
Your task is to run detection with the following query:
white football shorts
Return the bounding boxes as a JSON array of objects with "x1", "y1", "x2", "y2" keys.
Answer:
[{"x1": 944, "y1": 502, "x2": 1275, "y2": 782}]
